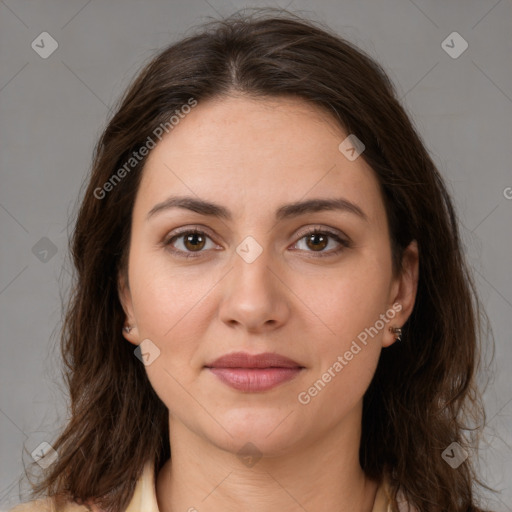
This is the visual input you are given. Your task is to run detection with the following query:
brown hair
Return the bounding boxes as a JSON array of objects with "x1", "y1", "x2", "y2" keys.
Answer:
[{"x1": 24, "y1": 8, "x2": 494, "y2": 512}]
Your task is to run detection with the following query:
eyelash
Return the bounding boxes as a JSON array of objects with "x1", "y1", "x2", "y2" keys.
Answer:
[{"x1": 162, "y1": 226, "x2": 351, "y2": 259}]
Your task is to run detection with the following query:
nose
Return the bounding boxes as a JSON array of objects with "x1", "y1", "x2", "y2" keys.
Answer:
[{"x1": 218, "y1": 247, "x2": 290, "y2": 333}]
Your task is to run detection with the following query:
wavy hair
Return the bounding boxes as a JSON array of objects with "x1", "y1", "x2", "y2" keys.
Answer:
[{"x1": 24, "y1": 8, "x2": 494, "y2": 512}]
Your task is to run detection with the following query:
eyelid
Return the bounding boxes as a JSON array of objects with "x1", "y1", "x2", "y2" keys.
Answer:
[
  {"x1": 167, "y1": 225, "x2": 211, "y2": 235},
  {"x1": 163, "y1": 225, "x2": 219, "y2": 243},
  {"x1": 294, "y1": 224, "x2": 349, "y2": 242},
  {"x1": 162, "y1": 226, "x2": 221, "y2": 252}
]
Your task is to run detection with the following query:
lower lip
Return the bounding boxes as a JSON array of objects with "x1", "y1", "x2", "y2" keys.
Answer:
[{"x1": 207, "y1": 367, "x2": 303, "y2": 392}]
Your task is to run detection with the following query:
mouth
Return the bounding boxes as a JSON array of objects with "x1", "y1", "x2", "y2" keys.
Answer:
[{"x1": 204, "y1": 352, "x2": 305, "y2": 392}]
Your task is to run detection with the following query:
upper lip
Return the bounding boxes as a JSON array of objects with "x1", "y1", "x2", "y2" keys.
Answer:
[{"x1": 205, "y1": 352, "x2": 303, "y2": 369}]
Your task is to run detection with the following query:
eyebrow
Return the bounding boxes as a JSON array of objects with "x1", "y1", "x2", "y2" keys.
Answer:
[{"x1": 146, "y1": 195, "x2": 368, "y2": 223}]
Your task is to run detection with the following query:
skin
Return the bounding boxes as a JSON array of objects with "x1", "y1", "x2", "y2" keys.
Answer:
[{"x1": 118, "y1": 94, "x2": 419, "y2": 512}]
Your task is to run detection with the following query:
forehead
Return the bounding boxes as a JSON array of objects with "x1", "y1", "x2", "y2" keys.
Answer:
[{"x1": 134, "y1": 95, "x2": 384, "y2": 224}]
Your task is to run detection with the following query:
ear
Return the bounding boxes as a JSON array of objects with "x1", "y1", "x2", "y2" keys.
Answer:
[
  {"x1": 383, "y1": 240, "x2": 419, "y2": 348},
  {"x1": 117, "y1": 270, "x2": 139, "y2": 346}
]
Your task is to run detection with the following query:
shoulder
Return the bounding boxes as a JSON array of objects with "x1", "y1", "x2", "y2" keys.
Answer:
[
  {"x1": 6, "y1": 459, "x2": 156, "y2": 512},
  {"x1": 7, "y1": 497, "x2": 92, "y2": 512}
]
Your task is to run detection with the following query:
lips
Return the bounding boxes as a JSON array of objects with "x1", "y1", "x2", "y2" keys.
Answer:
[
  {"x1": 205, "y1": 351, "x2": 303, "y2": 369},
  {"x1": 205, "y1": 352, "x2": 304, "y2": 392}
]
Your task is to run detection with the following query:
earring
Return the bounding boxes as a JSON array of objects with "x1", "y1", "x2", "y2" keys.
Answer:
[
  {"x1": 389, "y1": 326, "x2": 402, "y2": 342},
  {"x1": 123, "y1": 325, "x2": 133, "y2": 334}
]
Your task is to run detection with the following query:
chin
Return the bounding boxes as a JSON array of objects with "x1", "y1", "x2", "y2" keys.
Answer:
[{"x1": 202, "y1": 408, "x2": 305, "y2": 457}]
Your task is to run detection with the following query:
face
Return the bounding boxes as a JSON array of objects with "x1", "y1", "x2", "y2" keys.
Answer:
[{"x1": 118, "y1": 94, "x2": 418, "y2": 457}]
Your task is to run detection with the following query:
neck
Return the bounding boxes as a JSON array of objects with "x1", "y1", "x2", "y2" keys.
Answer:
[{"x1": 156, "y1": 403, "x2": 379, "y2": 512}]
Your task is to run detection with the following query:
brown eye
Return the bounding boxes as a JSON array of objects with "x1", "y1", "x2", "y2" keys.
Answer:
[
  {"x1": 305, "y1": 232, "x2": 329, "y2": 251},
  {"x1": 183, "y1": 232, "x2": 206, "y2": 251},
  {"x1": 292, "y1": 228, "x2": 351, "y2": 257},
  {"x1": 164, "y1": 229, "x2": 217, "y2": 258}
]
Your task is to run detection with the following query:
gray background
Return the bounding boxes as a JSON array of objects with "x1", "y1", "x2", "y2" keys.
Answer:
[{"x1": 1, "y1": 0, "x2": 511, "y2": 510}]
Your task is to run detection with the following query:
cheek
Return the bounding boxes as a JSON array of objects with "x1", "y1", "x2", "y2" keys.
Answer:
[
  {"x1": 128, "y1": 258, "x2": 209, "y2": 414},
  {"x1": 126, "y1": 249, "x2": 212, "y2": 401},
  {"x1": 129, "y1": 244, "x2": 210, "y2": 337},
  {"x1": 304, "y1": 257, "x2": 391, "y2": 348},
  {"x1": 294, "y1": 255, "x2": 391, "y2": 407}
]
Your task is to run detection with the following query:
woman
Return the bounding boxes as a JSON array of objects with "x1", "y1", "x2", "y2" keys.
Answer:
[{"x1": 11, "y1": 8, "x2": 494, "y2": 512}]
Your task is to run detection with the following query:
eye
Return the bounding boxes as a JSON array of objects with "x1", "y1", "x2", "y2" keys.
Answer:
[
  {"x1": 162, "y1": 226, "x2": 351, "y2": 259},
  {"x1": 163, "y1": 228, "x2": 218, "y2": 258},
  {"x1": 291, "y1": 227, "x2": 351, "y2": 257}
]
